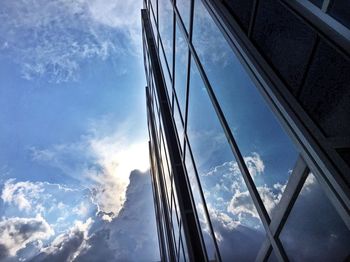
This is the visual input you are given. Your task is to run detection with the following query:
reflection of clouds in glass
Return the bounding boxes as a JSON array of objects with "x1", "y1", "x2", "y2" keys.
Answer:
[
  {"x1": 158, "y1": 0, "x2": 173, "y2": 62},
  {"x1": 201, "y1": 153, "x2": 287, "y2": 229},
  {"x1": 280, "y1": 173, "x2": 350, "y2": 261},
  {"x1": 193, "y1": 0, "x2": 231, "y2": 69}
]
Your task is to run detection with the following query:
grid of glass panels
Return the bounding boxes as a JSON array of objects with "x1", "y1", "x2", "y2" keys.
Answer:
[{"x1": 144, "y1": 0, "x2": 350, "y2": 261}]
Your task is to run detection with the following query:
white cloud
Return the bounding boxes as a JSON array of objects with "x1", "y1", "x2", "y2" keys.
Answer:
[
  {"x1": 0, "y1": 0, "x2": 141, "y2": 83},
  {"x1": 38, "y1": 218, "x2": 93, "y2": 262},
  {"x1": 1, "y1": 179, "x2": 43, "y2": 212},
  {"x1": 0, "y1": 215, "x2": 54, "y2": 257},
  {"x1": 244, "y1": 153, "x2": 265, "y2": 177},
  {"x1": 30, "y1": 124, "x2": 149, "y2": 219}
]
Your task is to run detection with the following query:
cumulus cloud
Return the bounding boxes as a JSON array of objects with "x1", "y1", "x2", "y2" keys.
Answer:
[
  {"x1": 1, "y1": 179, "x2": 43, "y2": 212},
  {"x1": 30, "y1": 126, "x2": 149, "y2": 220},
  {"x1": 0, "y1": 0, "x2": 141, "y2": 83},
  {"x1": 0, "y1": 179, "x2": 95, "y2": 238},
  {"x1": 33, "y1": 218, "x2": 93, "y2": 262},
  {"x1": 0, "y1": 215, "x2": 54, "y2": 257},
  {"x1": 25, "y1": 170, "x2": 159, "y2": 262},
  {"x1": 76, "y1": 170, "x2": 159, "y2": 261}
]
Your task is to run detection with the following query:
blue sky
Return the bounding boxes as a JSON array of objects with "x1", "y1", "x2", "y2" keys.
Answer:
[{"x1": 0, "y1": 0, "x2": 160, "y2": 261}]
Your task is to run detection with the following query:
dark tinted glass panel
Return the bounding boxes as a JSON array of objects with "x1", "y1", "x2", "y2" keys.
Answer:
[
  {"x1": 328, "y1": 0, "x2": 350, "y2": 28},
  {"x1": 193, "y1": 0, "x2": 299, "y2": 217},
  {"x1": 222, "y1": 0, "x2": 254, "y2": 32},
  {"x1": 174, "y1": 23, "x2": 188, "y2": 116},
  {"x1": 252, "y1": 0, "x2": 317, "y2": 94},
  {"x1": 187, "y1": 58, "x2": 265, "y2": 261},
  {"x1": 159, "y1": 0, "x2": 174, "y2": 73},
  {"x1": 337, "y1": 148, "x2": 350, "y2": 166},
  {"x1": 308, "y1": 0, "x2": 323, "y2": 8},
  {"x1": 280, "y1": 173, "x2": 350, "y2": 261},
  {"x1": 176, "y1": 0, "x2": 191, "y2": 32},
  {"x1": 299, "y1": 40, "x2": 350, "y2": 139}
]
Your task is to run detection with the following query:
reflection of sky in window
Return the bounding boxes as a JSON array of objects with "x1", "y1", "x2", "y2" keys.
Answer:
[
  {"x1": 176, "y1": 0, "x2": 191, "y2": 31},
  {"x1": 187, "y1": 57, "x2": 265, "y2": 261},
  {"x1": 192, "y1": 0, "x2": 299, "y2": 216},
  {"x1": 174, "y1": 22, "x2": 188, "y2": 116},
  {"x1": 158, "y1": 0, "x2": 174, "y2": 71},
  {"x1": 280, "y1": 173, "x2": 350, "y2": 261}
]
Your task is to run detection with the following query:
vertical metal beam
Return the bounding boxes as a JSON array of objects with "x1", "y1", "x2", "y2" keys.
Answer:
[{"x1": 142, "y1": 8, "x2": 208, "y2": 262}]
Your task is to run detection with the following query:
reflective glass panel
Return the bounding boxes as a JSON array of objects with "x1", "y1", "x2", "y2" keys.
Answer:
[
  {"x1": 174, "y1": 23, "x2": 189, "y2": 116},
  {"x1": 267, "y1": 250, "x2": 278, "y2": 262},
  {"x1": 185, "y1": 149, "x2": 217, "y2": 260},
  {"x1": 159, "y1": 0, "x2": 174, "y2": 72},
  {"x1": 150, "y1": 4, "x2": 158, "y2": 47},
  {"x1": 160, "y1": 130, "x2": 172, "y2": 207},
  {"x1": 176, "y1": 0, "x2": 191, "y2": 32},
  {"x1": 159, "y1": 48, "x2": 173, "y2": 101},
  {"x1": 328, "y1": 0, "x2": 350, "y2": 28},
  {"x1": 280, "y1": 173, "x2": 350, "y2": 261},
  {"x1": 192, "y1": 0, "x2": 299, "y2": 216},
  {"x1": 173, "y1": 102, "x2": 184, "y2": 150},
  {"x1": 187, "y1": 58, "x2": 265, "y2": 261}
]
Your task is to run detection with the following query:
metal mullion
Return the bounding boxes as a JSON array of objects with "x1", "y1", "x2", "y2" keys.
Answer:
[
  {"x1": 184, "y1": 134, "x2": 223, "y2": 262},
  {"x1": 171, "y1": 1, "x2": 176, "y2": 113},
  {"x1": 255, "y1": 156, "x2": 309, "y2": 261},
  {"x1": 203, "y1": 0, "x2": 350, "y2": 229},
  {"x1": 147, "y1": 87, "x2": 177, "y2": 262},
  {"x1": 182, "y1": 0, "x2": 194, "y2": 161},
  {"x1": 186, "y1": 13, "x2": 289, "y2": 260}
]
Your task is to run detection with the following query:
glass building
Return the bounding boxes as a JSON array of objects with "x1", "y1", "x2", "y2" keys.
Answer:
[{"x1": 142, "y1": 0, "x2": 350, "y2": 261}]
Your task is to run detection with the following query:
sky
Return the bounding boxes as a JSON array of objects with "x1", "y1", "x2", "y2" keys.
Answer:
[{"x1": 0, "y1": 0, "x2": 160, "y2": 261}]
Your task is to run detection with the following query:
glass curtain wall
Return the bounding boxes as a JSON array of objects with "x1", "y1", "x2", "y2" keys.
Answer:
[{"x1": 143, "y1": 0, "x2": 350, "y2": 261}]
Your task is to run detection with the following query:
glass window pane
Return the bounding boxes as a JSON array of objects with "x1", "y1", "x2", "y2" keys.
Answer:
[
  {"x1": 308, "y1": 0, "x2": 323, "y2": 8},
  {"x1": 173, "y1": 102, "x2": 184, "y2": 150},
  {"x1": 328, "y1": 0, "x2": 350, "y2": 28},
  {"x1": 267, "y1": 250, "x2": 278, "y2": 262},
  {"x1": 176, "y1": 0, "x2": 191, "y2": 32},
  {"x1": 174, "y1": 23, "x2": 189, "y2": 116},
  {"x1": 160, "y1": 131, "x2": 172, "y2": 206},
  {"x1": 159, "y1": 0, "x2": 174, "y2": 73},
  {"x1": 159, "y1": 48, "x2": 173, "y2": 100},
  {"x1": 280, "y1": 173, "x2": 350, "y2": 261},
  {"x1": 192, "y1": 0, "x2": 299, "y2": 217},
  {"x1": 185, "y1": 150, "x2": 217, "y2": 261},
  {"x1": 171, "y1": 196, "x2": 180, "y2": 254},
  {"x1": 187, "y1": 58, "x2": 265, "y2": 261},
  {"x1": 150, "y1": 3, "x2": 158, "y2": 46}
]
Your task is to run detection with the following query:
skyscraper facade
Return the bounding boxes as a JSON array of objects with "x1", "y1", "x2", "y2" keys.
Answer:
[{"x1": 142, "y1": 0, "x2": 350, "y2": 261}]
